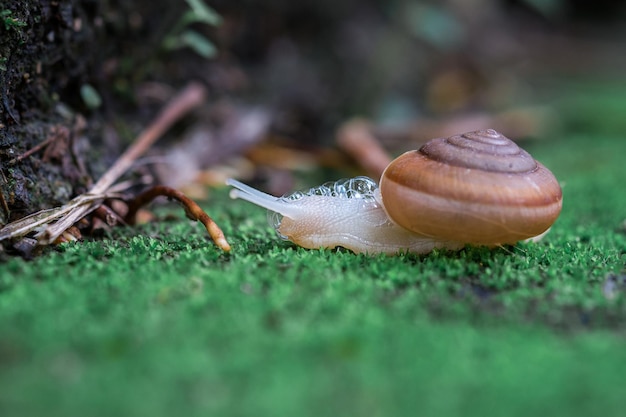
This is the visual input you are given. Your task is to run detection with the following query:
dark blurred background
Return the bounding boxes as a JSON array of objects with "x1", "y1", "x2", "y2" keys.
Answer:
[{"x1": 201, "y1": 0, "x2": 626, "y2": 140}]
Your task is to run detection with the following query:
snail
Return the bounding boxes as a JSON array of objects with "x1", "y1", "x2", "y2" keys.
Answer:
[{"x1": 227, "y1": 129, "x2": 562, "y2": 255}]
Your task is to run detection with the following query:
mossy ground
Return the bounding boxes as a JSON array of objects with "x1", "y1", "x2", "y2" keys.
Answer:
[{"x1": 1, "y1": 83, "x2": 625, "y2": 417}]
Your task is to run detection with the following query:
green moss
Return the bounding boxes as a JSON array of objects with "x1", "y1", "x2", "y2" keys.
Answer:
[
  {"x1": 1, "y1": 9, "x2": 27, "y2": 32},
  {"x1": 1, "y1": 86, "x2": 626, "y2": 416}
]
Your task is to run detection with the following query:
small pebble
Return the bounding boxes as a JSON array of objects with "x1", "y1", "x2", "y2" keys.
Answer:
[{"x1": 602, "y1": 273, "x2": 626, "y2": 300}]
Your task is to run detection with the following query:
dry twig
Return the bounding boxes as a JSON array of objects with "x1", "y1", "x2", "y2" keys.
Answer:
[
  {"x1": 336, "y1": 118, "x2": 393, "y2": 179},
  {"x1": 7, "y1": 132, "x2": 58, "y2": 165},
  {"x1": 125, "y1": 185, "x2": 231, "y2": 252},
  {"x1": 0, "y1": 82, "x2": 231, "y2": 253}
]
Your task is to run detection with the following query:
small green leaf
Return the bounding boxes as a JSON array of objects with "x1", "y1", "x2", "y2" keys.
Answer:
[
  {"x1": 521, "y1": 0, "x2": 565, "y2": 18},
  {"x1": 179, "y1": 30, "x2": 217, "y2": 58},
  {"x1": 80, "y1": 84, "x2": 102, "y2": 110},
  {"x1": 184, "y1": 0, "x2": 221, "y2": 26},
  {"x1": 405, "y1": 4, "x2": 463, "y2": 50}
]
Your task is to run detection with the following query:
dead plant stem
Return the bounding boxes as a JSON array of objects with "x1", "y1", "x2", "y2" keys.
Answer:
[{"x1": 92, "y1": 82, "x2": 207, "y2": 194}]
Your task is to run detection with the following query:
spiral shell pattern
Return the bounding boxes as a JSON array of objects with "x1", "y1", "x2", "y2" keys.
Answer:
[{"x1": 379, "y1": 129, "x2": 562, "y2": 244}]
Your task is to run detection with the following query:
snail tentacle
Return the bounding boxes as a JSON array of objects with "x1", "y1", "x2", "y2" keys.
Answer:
[{"x1": 227, "y1": 179, "x2": 303, "y2": 220}]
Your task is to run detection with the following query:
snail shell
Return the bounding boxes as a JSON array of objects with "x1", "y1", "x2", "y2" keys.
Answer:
[
  {"x1": 380, "y1": 129, "x2": 563, "y2": 244},
  {"x1": 227, "y1": 129, "x2": 562, "y2": 255}
]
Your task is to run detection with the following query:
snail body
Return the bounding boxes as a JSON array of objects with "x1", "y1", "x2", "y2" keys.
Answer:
[{"x1": 227, "y1": 129, "x2": 562, "y2": 255}]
